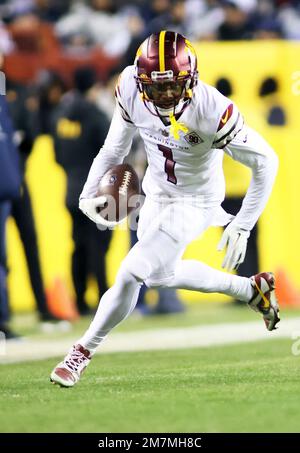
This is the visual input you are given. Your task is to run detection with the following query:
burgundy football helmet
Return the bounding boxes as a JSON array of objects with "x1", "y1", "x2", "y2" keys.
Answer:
[{"x1": 134, "y1": 30, "x2": 198, "y2": 119}]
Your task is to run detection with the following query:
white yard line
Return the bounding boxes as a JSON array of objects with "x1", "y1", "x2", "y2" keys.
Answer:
[{"x1": 1, "y1": 317, "x2": 300, "y2": 364}]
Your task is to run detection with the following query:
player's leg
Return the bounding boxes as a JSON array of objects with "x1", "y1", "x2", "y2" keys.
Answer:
[
  {"x1": 166, "y1": 262, "x2": 279, "y2": 330},
  {"x1": 147, "y1": 260, "x2": 279, "y2": 331},
  {"x1": 140, "y1": 200, "x2": 251, "y2": 300},
  {"x1": 141, "y1": 202, "x2": 279, "y2": 331},
  {"x1": 50, "y1": 201, "x2": 185, "y2": 387},
  {"x1": 159, "y1": 260, "x2": 253, "y2": 301},
  {"x1": 77, "y1": 224, "x2": 183, "y2": 352}
]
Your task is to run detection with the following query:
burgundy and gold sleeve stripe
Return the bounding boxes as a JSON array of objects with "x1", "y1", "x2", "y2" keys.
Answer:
[
  {"x1": 213, "y1": 103, "x2": 244, "y2": 149},
  {"x1": 114, "y1": 77, "x2": 133, "y2": 124}
]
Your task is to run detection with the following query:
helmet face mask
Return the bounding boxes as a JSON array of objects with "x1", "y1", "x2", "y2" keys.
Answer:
[
  {"x1": 135, "y1": 31, "x2": 198, "y2": 119},
  {"x1": 144, "y1": 79, "x2": 186, "y2": 110}
]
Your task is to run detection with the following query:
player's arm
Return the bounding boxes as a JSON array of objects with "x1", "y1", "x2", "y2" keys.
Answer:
[
  {"x1": 80, "y1": 106, "x2": 137, "y2": 200},
  {"x1": 224, "y1": 125, "x2": 278, "y2": 231},
  {"x1": 79, "y1": 85, "x2": 137, "y2": 224},
  {"x1": 218, "y1": 124, "x2": 278, "y2": 271},
  {"x1": 213, "y1": 104, "x2": 278, "y2": 270}
]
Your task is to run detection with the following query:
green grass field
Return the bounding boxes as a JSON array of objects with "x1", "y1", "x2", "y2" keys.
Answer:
[
  {"x1": 0, "y1": 340, "x2": 299, "y2": 433},
  {"x1": 9, "y1": 302, "x2": 300, "y2": 339},
  {"x1": 1, "y1": 302, "x2": 300, "y2": 433}
]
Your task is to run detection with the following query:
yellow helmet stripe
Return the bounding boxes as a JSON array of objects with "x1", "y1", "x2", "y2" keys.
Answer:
[{"x1": 159, "y1": 30, "x2": 166, "y2": 72}]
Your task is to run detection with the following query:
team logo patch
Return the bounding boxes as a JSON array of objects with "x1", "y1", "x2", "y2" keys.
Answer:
[
  {"x1": 184, "y1": 131, "x2": 203, "y2": 146},
  {"x1": 217, "y1": 103, "x2": 233, "y2": 131}
]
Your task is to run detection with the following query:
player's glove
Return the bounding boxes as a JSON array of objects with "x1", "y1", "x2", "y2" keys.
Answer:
[
  {"x1": 217, "y1": 223, "x2": 250, "y2": 271},
  {"x1": 79, "y1": 197, "x2": 119, "y2": 227}
]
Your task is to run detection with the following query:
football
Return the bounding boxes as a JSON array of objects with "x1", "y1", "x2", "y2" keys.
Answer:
[{"x1": 96, "y1": 163, "x2": 140, "y2": 223}]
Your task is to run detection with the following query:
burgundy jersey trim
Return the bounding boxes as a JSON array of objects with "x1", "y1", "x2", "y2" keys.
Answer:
[
  {"x1": 214, "y1": 113, "x2": 241, "y2": 145},
  {"x1": 115, "y1": 88, "x2": 133, "y2": 124},
  {"x1": 217, "y1": 103, "x2": 234, "y2": 132}
]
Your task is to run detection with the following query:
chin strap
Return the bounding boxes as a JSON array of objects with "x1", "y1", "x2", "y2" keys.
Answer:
[{"x1": 169, "y1": 112, "x2": 188, "y2": 140}]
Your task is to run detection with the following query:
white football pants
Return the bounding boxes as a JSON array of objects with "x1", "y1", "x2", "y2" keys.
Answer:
[{"x1": 78, "y1": 198, "x2": 253, "y2": 353}]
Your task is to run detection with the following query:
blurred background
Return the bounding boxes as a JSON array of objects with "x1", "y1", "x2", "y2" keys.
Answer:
[{"x1": 1, "y1": 0, "x2": 300, "y2": 333}]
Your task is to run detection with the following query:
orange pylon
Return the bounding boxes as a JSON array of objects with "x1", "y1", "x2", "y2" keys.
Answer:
[
  {"x1": 275, "y1": 269, "x2": 300, "y2": 307},
  {"x1": 46, "y1": 277, "x2": 80, "y2": 321}
]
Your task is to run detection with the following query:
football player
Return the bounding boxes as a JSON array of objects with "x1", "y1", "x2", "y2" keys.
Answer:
[{"x1": 51, "y1": 31, "x2": 280, "y2": 387}]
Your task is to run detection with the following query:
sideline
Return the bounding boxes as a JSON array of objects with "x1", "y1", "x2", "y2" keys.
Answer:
[{"x1": 1, "y1": 317, "x2": 299, "y2": 364}]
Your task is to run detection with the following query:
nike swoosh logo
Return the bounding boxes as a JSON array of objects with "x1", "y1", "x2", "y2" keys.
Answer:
[
  {"x1": 243, "y1": 134, "x2": 248, "y2": 143},
  {"x1": 221, "y1": 109, "x2": 229, "y2": 124}
]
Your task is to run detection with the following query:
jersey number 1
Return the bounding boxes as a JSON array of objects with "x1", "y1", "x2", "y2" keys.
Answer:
[{"x1": 158, "y1": 144, "x2": 177, "y2": 185}]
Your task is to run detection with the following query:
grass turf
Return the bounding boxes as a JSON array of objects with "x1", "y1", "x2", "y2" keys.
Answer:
[
  {"x1": 0, "y1": 338, "x2": 299, "y2": 433},
  {"x1": 10, "y1": 303, "x2": 300, "y2": 340}
]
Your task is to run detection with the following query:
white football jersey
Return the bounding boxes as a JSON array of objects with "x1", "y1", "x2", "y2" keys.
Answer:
[
  {"x1": 81, "y1": 65, "x2": 278, "y2": 231},
  {"x1": 114, "y1": 65, "x2": 243, "y2": 206}
]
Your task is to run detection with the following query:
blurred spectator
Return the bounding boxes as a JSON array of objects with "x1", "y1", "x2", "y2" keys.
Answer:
[
  {"x1": 0, "y1": 0, "x2": 34, "y2": 22},
  {"x1": 52, "y1": 66, "x2": 111, "y2": 315},
  {"x1": 0, "y1": 0, "x2": 71, "y2": 23},
  {"x1": 188, "y1": 0, "x2": 225, "y2": 41},
  {"x1": 139, "y1": 0, "x2": 172, "y2": 24},
  {"x1": 224, "y1": 0, "x2": 257, "y2": 12},
  {"x1": 277, "y1": 0, "x2": 300, "y2": 39},
  {"x1": 33, "y1": 0, "x2": 72, "y2": 23},
  {"x1": 96, "y1": 69, "x2": 120, "y2": 119},
  {"x1": 252, "y1": 18, "x2": 283, "y2": 39},
  {"x1": 250, "y1": 0, "x2": 283, "y2": 39},
  {"x1": 2, "y1": 0, "x2": 300, "y2": 92},
  {"x1": 34, "y1": 70, "x2": 67, "y2": 134},
  {"x1": 54, "y1": 0, "x2": 134, "y2": 57},
  {"x1": 6, "y1": 78, "x2": 61, "y2": 322},
  {"x1": 0, "y1": 56, "x2": 22, "y2": 338},
  {"x1": 0, "y1": 20, "x2": 15, "y2": 55},
  {"x1": 120, "y1": 0, "x2": 189, "y2": 70},
  {"x1": 146, "y1": 0, "x2": 188, "y2": 36},
  {"x1": 217, "y1": 1, "x2": 254, "y2": 40}
]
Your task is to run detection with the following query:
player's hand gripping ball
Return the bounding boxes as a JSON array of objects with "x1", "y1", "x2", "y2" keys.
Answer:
[{"x1": 96, "y1": 163, "x2": 140, "y2": 226}]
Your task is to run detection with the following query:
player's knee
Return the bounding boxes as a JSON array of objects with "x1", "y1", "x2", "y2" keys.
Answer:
[
  {"x1": 118, "y1": 231, "x2": 178, "y2": 284},
  {"x1": 116, "y1": 267, "x2": 140, "y2": 286},
  {"x1": 118, "y1": 256, "x2": 151, "y2": 283},
  {"x1": 145, "y1": 272, "x2": 175, "y2": 289}
]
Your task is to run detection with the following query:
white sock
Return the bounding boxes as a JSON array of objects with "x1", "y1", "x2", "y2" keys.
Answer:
[
  {"x1": 77, "y1": 270, "x2": 142, "y2": 353},
  {"x1": 168, "y1": 260, "x2": 254, "y2": 302}
]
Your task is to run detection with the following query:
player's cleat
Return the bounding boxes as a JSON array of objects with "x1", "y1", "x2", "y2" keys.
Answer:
[
  {"x1": 248, "y1": 272, "x2": 280, "y2": 331},
  {"x1": 50, "y1": 344, "x2": 91, "y2": 387}
]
